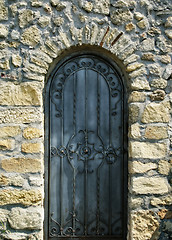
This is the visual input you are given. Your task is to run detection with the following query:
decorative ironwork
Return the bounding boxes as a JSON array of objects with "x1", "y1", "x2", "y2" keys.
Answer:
[{"x1": 49, "y1": 55, "x2": 125, "y2": 239}]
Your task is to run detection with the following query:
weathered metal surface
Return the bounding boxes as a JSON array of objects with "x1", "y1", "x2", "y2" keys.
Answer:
[{"x1": 48, "y1": 55, "x2": 126, "y2": 239}]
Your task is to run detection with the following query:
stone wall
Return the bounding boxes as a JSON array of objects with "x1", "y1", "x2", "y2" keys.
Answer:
[{"x1": 0, "y1": 0, "x2": 171, "y2": 239}]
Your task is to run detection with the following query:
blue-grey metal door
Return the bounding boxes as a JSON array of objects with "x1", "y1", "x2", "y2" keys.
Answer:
[{"x1": 48, "y1": 55, "x2": 126, "y2": 239}]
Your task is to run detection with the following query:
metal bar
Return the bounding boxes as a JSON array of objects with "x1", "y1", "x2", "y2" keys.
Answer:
[
  {"x1": 84, "y1": 68, "x2": 88, "y2": 235},
  {"x1": 60, "y1": 82, "x2": 64, "y2": 235}
]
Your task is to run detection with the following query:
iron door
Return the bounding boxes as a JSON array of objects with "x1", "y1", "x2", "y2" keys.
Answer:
[{"x1": 48, "y1": 55, "x2": 126, "y2": 239}]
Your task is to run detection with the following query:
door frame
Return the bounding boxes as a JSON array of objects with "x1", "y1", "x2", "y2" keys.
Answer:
[{"x1": 44, "y1": 48, "x2": 128, "y2": 240}]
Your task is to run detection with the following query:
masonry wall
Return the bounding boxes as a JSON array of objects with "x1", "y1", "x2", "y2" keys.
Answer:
[{"x1": 0, "y1": 0, "x2": 171, "y2": 239}]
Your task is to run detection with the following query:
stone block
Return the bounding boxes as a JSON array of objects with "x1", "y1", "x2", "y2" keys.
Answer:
[
  {"x1": 165, "y1": 30, "x2": 172, "y2": 39},
  {"x1": 0, "y1": 174, "x2": 9, "y2": 186},
  {"x1": 131, "y1": 210, "x2": 159, "y2": 240},
  {"x1": 0, "y1": 189, "x2": 42, "y2": 206},
  {"x1": 0, "y1": 107, "x2": 42, "y2": 124},
  {"x1": 148, "y1": 63, "x2": 162, "y2": 76},
  {"x1": 0, "y1": 24, "x2": 8, "y2": 38},
  {"x1": 22, "y1": 143, "x2": 42, "y2": 153},
  {"x1": 141, "y1": 53, "x2": 155, "y2": 61},
  {"x1": 0, "y1": 139, "x2": 15, "y2": 150},
  {"x1": 19, "y1": 9, "x2": 34, "y2": 28},
  {"x1": 93, "y1": 0, "x2": 110, "y2": 15},
  {"x1": 129, "y1": 142, "x2": 167, "y2": 159},
  {"x1": 125, "y1": 22, "x2": 135, "y2": 32},
  {"x1": 129, "y1": 123, "x2": 141, "y2": 139},
  {"x1": 0, "y1": 82, "x2": 42, "y2": 106},
  {"x1": 158, "y1": 160, "x2": 171, "y2": 175},
  {"x1": 129, "y1": 161, "x2": 157, "y2": 174},
  {"x1": 150, "y1": 78, "x2": 167, "y2": 89},
  {"x1": 23, "y1": 127, "x2": 42, "y2": 139},
  {"x1": 12, "y1": 54, "x2": 22, "y2": 67},
  {"x1": 129, "y1": 104, "x2": 140, "y2": 123},
  {"x1": 1, "y1": 158, "x2": 42, "y2": 173},
  {"x1": 0, "y1": 126, "x2": 21, "y2": 138},
  {"x1": 124, "y1": 54, "x2": 139, "y2": 65},
  {"x1": 145, "y1": 126, "x2": 168, "y2": 139},
  {"x1": 131, "y1": 77, "x2": 150, "y2": 90},
  {"x1": 165, "y1": 17, "x2": 172, "y2": 28},
  {"x1": 126, "y1": 63, "x2": 144, "y2": 72},
  {"x1": 38, "y1": 16, "x2": 50, "y2": 28},
  {"x1": 142, "y1": 102, "x2": 170, "y2": 123},
  {"x1": 132, "y1": 177, "x2": 169, "y2": 194},
  {"x1": 21, "y1": 26, "x2": 41, "y2": 47},
  {"x1": 151, "y1": 195, "x2": 172, "y2": 206},
  {"x1": 128, "y1": 91, "x2": 146, "y2": 102},
  {"x1": 130, "y1": 198, "x2": 143, "y2": 209},
  {"x1": 80, "y1": 1, "x2": 93, "y2": 13},
  {"x1": 134, "y1": 12, "x2": 144, "y2": 21},
  {"x1": 0, "y1": 0, "x2": 8, "y2": 21},
  {"x1": 8, "y1": 207, "x2": 42, "y2": 230},
  {"x1": 160, "y1": 55, "x2": 171, "y2": 64},
  {"x1": 0, "y1": 174, "x2": 25, "y2": 187},
  {"x1": 111, "y1": 8, "x2": 132, "y2": 25},
  {"x1": 137, "y1": 19, "x2": 148, "y2": 29},
  {"x1": 129, "y1": 67, "x2": 147, "y2": 79},
  {"x1": 139, "y1": 39, "x2": 154, "y2": 51}
]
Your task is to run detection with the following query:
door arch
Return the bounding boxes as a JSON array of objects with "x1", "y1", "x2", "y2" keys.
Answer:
[{"x1": 45, "y1": 52, "x2": 127, "y2": 239}]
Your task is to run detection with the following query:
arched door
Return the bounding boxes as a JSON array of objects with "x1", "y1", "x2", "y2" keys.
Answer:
[{"x1": 46, "y1": 54, "x2": 127, "y2": 239}]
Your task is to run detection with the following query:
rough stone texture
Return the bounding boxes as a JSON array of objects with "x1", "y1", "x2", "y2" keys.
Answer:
[
  {"x1": 137, "y1": 19, "x2": 148, "y2": 29},
  {"x1": 93, "y1": 0, "x2": 110, "y2": 15},
  {"x1": 130, "y1": 198, "x2": 143, "y2": 209},
  {"x1": 151, "y1": 195, "x2": 172, "y2": 206},
  {"x1": 141, "y1": 53, "x2": 155, "y2": 61},
  {"x1": 0, "y1": 108, "x2": 42, "y2": 124},
  {"x1": 125, "y1": 22, "x2": 135, "y2": 32},
  {"x1": 129, "y1": 142, "x2": 167, "y2": 159},
  {"x1": 19, "y1": 9, "x2": 34, "y2": 28},
  {"x1": 142, "y1": 102, "x2": 170, "y2": 123},
  {"x1": 0, "y1": 189, "x2": 42, "y2": 206},
  {"x1": 0, "y1": 174, "x2": 25, "y2": 187},
  {"x1": 0, "y1": 174, "x2": 8, "y2": 186},
  {"x1": 158, "y1": 160, "x2": 171, "y2": 175},
  {"x1": 129, "y1": 104, "x2": 140, "y2": 123},
  {"x1": 165, "y1": 17, "x2": 172, "y2": 28},
  {"x1": 132, "y1": 177, "x2": 169, "y2": 194},
  {"x1": 131, "y1": 77, "x2": 150, "y2": 90},
  {"x1": 129, "y1": 161, "x2": 157, "y2": 174},
  {"x1": 150, "y1": 89, "x2": 166, "y2": 101},
  {"x1": 139, "y1": 39, "x2": 154, "y2": 51},
  {"x1": 12, "y1": 54, "x2": 22, "y2": 67},
  {"x1": 0, "y1": 24, "x2": 8, "y2": 38},
  {"x1": 111, "y1": 9, "x2": 132, "y2": 25},
  {"x1": 150, "y1": 78, "x2": 167, "y2": 89},
  {"x1": 8, "y1": 207, "x2": 42, "y2": 230},
  {"x1": 1, "y1": 158, "x2": 42, "y2": 173},
  {"x1": 129, "y1": 123, "x2": 141, "y2": 139},
  {"x1": 145, "y1": 126, "x2": 168, "y2": 139},
  {"x1": 21, "y1": 142, "x2": 42, "y2": 153},
  {"x1": 131, "y1": 211, "x2": 159, "y2": 240},
  {"x1": 0, "y1": 82, "x2": 42, "y2": 106},
  {"x1": 160, "y1": 55, "x2": 171, "y2": 64},
  {"x1": 21, "y1": 26, "x2": 41, "y2": 47},
  {"x1": 165, "y1": 30, "x2": 172, "y2": 39},
  {"x1": 38, "y1": 16, "x2": 50, "y2": 28},
  {"x1": 128, "y1": 91, "x2": 146, "y2": 102},
  {"x1": 23, "y1": 127, "x2": 42, "y2": 139},
  {"x1": 0, "y1": 0, "x2": 8, "y2": 21},
  {"x1": 0, "y1": 126, "x2": 21, "y2": 138},
  {"x1": 0, "y1": 139, "x2": 15, "y2": 150},
  {"x1": 126, "y1": 63, "x2": 144, "y2": 73}
]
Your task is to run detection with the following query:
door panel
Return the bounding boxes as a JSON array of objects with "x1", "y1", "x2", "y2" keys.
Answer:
[{"x1": 48, "y1": 55, "x2": 125, "y2": 239}]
